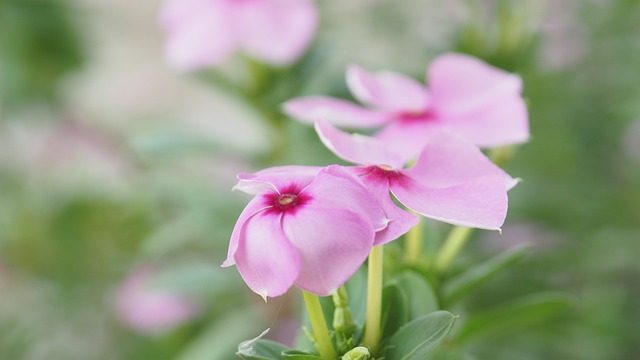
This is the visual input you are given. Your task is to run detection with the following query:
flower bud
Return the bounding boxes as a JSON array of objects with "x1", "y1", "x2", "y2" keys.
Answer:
[{"x1": 341, "y1": 346, "x2": 370, "y2": 360}]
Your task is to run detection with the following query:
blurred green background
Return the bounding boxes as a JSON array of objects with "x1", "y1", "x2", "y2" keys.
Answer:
[{"x1": 0, "y1": 0, "x2": 639, "y2": 359}]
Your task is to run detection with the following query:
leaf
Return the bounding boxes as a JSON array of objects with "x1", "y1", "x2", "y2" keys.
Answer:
[
  {"x1": 442, "y1": 245, "x2": 531, "y2": 305},
  {"x1": 395, "y1": 270, "x2": 439, "y2": 319},
  {"x1": 282, "y1": 350, "x2": 324, "y2": 360},
  {"x1": 384, "y1": 311, "x2": 457, "y2": 360},
  {"x1": 381, "y1": 283, "x2": 409, "y2": 340},
  {"x1": 237, "y1": 329, "x2": 289, "y2": 360},
  {"x1": 456, "y1": 292, "x2": 575, "y2": 343}
]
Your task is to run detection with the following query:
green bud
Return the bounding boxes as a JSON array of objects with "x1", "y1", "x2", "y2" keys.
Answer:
[
  {"x1": 333, "y1": 307, "x2": 356, "y2": 334},
  {"x1": 341, "y1": 346, "x2": 370, "y2": 360}
]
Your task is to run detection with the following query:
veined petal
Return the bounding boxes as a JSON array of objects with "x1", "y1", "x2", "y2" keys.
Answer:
[
  {"x1": 160, "y1": 0, "x2": 238, "y2": 70},
  {"x1": 235, "y1": 211, "x2": 300, "y2": 298},
  {"x1": 346, "y1": 65, "x2": 429, "y2": 112},
  {"x1": 302, "y1": 165, "x2": 388, "y2": 231},
  {"x1": 390, "y1": 175, "x2": 508, "y2": 231},
  {"x1": 282, "y1": 96, "x2": 390, "y2": 128},
  {"x1": 442, "y1": 94, "x2": 530, "y2": 147},
  {"x1": 236, "y1": 0, "x2": 317, "y2": 65},
  {"x1": 373, "y1": 118, "x2": 445, "y2": 163},
  {"x1": 283, "y1": 207, "x2": 374, "y2": 296},
  {"x1": 222, "y1": 195, "x2": 274, "y2": 267},
  {"x1": 234, "y1": 166, "x2": 322, "y2": 194},
  {"x1": 315, "y1": 120, "x2": 405, "y2": 168},
  {"x1": 405, "y1": 131, "x2": 518, "y2": 190},
  {"x1": 429, "y1": 53, "x2": 523, "y2": 115},
  {"x1": 352, "y1": 173, "x2": 418, "y2": 245}
]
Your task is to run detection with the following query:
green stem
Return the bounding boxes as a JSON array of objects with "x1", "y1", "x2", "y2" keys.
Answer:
[
  {"x1": 404, "y1": 218, "x2": 423, "y2": 264},
  {"x1": 302, "y1": 291, "x2": 337, "y2": 360},
  {"x1": 434, "y1": 226, "x2": 474, "y2": 272},
  {"x1": 363, "y1": 245, "x2": 384, "y2": 354}
]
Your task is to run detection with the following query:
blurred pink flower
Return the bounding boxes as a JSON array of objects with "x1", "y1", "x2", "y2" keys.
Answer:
[
  {"x1": 115, "y1": 266, "x2": 199, "y2": 335},
  {"x1": 223, "y1": 165, "x2": 388, "y2": 299},
  {"x1": 315, "y1": 121, "x2": 518, "y2": 232},
  {"x1": 284, "y1": 53, "x2": 529, "y2": 161},
  {"x1": 159, "y1": 0, "x2": 318, "y2": 70}
]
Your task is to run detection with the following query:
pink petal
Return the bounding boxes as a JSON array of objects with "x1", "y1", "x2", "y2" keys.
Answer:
[
  {"x1": 282, "y1": 96, "x2": 390, "y2": 128},
  {"x1": 315, "y1": 120, "x2": 405, "y2": 168},
  {"x1": 429, "y1": 53, "x2": 523, "y2": 115},
  {"x1": 160, "y1": 0, "x2": 238, "y2": 70},
  {"x1": 302, "y1": 165, "x2": 388, "y2": 231},
  {"x1": 373, "y1": 118, "x2": 446, "y2": 162},
  {"x1": 348, "y1": 170, "x2": 418, "y2": 245},
  {"x1": 236, "y1": 0, "x2": 318, "y2": 65},
  {"x1": 234, "y1": 166, "x2": 322, "y2": 195},
  {"x1": 390, "y1": 175, "x2": 508, "y2": 230},
  {"x1": 235, "y1": 210, "x2": 301, "y2": 298},
  {"x1": 405, "y1": 131, "x2": 518, "y2": 190},
  {"x1": 222, "y1": 195, "x2": 274, "y2": 267},
  {"x1": 282, "y1": 207, "x2": 374, "y2": 296},
  {"x1": 442, "y1": 94, "x2": 530, "y2": 147},
  {"x1": 346, "y1": 65, "x2": 429, "y2": 112}
]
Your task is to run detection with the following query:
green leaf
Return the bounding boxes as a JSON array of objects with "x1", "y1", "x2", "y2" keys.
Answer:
[
  {"x1": 281, "y1": 350, "x2": 324, "y2": 359},
  {"x1": 395, "y1": 270, "x2": 439, "y2": 319},
  {"x1": 237, "y1": 329, "x2": 289, "y2": 360},
  {"x1": 442, "y1": 245, "x2": 531, "y2": 305},
  {"x1": 456, "y1": 292, "x2": 575, "y2": 343},
  {"x1": 384, "y1": 311, "x2": 457, "y2": 360},
  {"x1": 381, "y1": 283, "x2": 409, "y2": 340}
]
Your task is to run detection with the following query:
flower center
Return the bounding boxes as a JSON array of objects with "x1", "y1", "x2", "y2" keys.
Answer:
[
  {"x1": 397, "y1": 110, "x2": 434, "y2": 123},
  {"x1": 277, "y1": 194, "x2": 297, "y2": 206},
  {"x1": 377, "y1": 164, "x2": 396, "y2": 171}
]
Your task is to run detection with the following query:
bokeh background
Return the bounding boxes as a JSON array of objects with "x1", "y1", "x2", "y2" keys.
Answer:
[{"x1": 1, "y1": 0, "x2": 639, "y2": 359}]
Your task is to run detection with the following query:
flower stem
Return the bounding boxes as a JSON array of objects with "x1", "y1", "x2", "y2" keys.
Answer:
[
  {"x1": 302, "y1": 291, "x2": 337, "y2": 360},
  {"x1": 434, "y1": 226, "x2": 474, "y2": 272},
  {"x1": 363, "y1": 245, "x2": 384, "y2": 354},
  {"x1": 404, "y1": 218, "x2": 423, "y2": 264}
]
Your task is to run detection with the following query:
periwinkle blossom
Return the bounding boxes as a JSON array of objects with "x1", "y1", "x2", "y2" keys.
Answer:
[
  {"x1": 284, "y1": 53, "x2": 529, "y2": 161},
  {"x1": 222, "y1": 165, "x2": 390, "y2": 299},
  {"x1": 114, "y1": 267, "x2": 200, "y2": 335},
  {"x1": 160, "y1": 0, "x2": 318, "y2": 70},
  {"x1": 315, "y1": 121, "x2": 519, "y2": 231}
]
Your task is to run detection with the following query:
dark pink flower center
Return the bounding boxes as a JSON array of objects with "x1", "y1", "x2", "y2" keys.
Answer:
[
  {"x1": 264, "y1": 185, "x2": 311, "y2": 214},
  {"x1": 356, "y1": 165, "x2": 404, "y2": 184},
  {"x1": 397, "y1": 110, "x2": 435, "y2": 123}
]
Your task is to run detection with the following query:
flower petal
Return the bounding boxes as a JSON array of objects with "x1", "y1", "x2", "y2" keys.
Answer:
[
  {"x1": 234, "y1": 166, "x2": 323, "y2": 195},
  {"x1": 346, "y1": 65, "x2": 429, "y2": 112},
  {"x1": 373, "y1": 118, "x2": 445, "y2": 162},
  {"x1": 302, "y1": 165, "x2": 388, "y2": 231},
  {"x1": 160, "y1": 0, "x2": 238, "y2": 70},
  {"x1": 390, "y1": 175, "x2": 508, "y2": 230},
  {"x1": 405, "y1": 131, "x2": 518, "y2": 190},
  {"x1": 429, "y1": 53, "x2": 523, "y2": 115},
  {"x1": 442, "y1": 94, "x2": 530, "y2": 147},
  {"x1": 222, "y1": 195, "x2": 274, "y2": 267},
  {"x1": 282, "y1": 96, "x2": 390, "y2": 128},
  {"x1": 236, "y1": 0, "x2": 317, "y2": 64},
  {"x1": 282, "y1": 207, "x2": 374, "y2": 296},
  {"x1": 315, "y1": 120, "x2": 405, "y2": 168},
  {"x1": 234, "y1": 211, "x2": 301, "y2": 298}
]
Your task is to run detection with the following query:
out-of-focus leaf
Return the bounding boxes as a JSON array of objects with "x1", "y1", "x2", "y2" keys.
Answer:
[
  {"x1": 282, "y1": 350, "x2": 323, "y2": 359},
  {"x1": 395, "y1": 270, "x2": 439, "y2": 319},
  {"x1": 384, "y1": 311, "x2": 456, "y2": 360},
  {"x1": 345, "y1": 267, "x2": 368, "y2": 325},
  {"x1": 177, "y1": 309, "x2": 264, "y2": 360},
  {"x1": 456, "y1": 292, "x2": 575, "y2": 344},
  {"x1": 149, "y1": 261, "x2": 241, "y2": 297},
  {"x1": 381, "y1": 283, "x2": 409, "y2": 341},
  {"x1": 442, "y1": 245, "x2": 531, "y2": 305}
]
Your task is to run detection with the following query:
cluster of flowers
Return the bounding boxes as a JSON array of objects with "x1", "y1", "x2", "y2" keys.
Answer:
[{"x1": 222, "y1": 53, "x2": 529, "y2": 300}]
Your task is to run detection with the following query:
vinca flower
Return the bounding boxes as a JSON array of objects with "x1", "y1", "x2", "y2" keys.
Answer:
[
  {"x1": 315, "y1": 121, "x2": 519, "y2": 231},
  {"x1": 160, "y1": 0, "x2": 318, "y2": 70},
  {"x1": 284, "y1": 53, "x2": 529, "y2": 161},
  {"x1": 222, "y1": 165, "x2": 389, "y2": 299}
]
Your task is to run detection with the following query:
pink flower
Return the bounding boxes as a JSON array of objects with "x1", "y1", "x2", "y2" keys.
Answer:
[
  {"x1": 284, "y1": 53, "x2": 529, "y2": 161},
  {"x1": 114, "y1": 266, "x2": 200, "y2": 335},
  {"x1": 315, "y1": 121, "x2": 518, "y2": 231},
  {"x1": 222, "y1": 165, "x2": 389, "y2": 299},
  {"x1": 159, "y1": 0, "x2": 318, "y2": 70}
]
